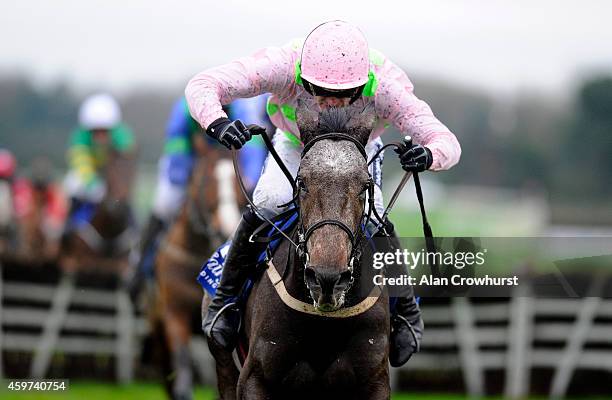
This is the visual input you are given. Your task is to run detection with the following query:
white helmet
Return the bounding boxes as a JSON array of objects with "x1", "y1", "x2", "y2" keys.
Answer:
[{"x1": 78, "y1": 93, "x2": 121, "y2": 130}]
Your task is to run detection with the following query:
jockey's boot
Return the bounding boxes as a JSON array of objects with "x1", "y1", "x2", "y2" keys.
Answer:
[
  {"x1": 203, "y1": 206, "x2": 267, "y2": 350},
  {"x1": 389, "y1": 283, "x2": 423, "y2": 367},
  {"x1": 377, "y1": 222, "x2": 424, "y2": 367},
  {"x1": 127, "y1": 214, "x2": 166, "y2": 304}
]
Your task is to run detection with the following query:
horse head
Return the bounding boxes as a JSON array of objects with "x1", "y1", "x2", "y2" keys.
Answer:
[
  {"x1": 98, "y1": 150, "x2": 135, "y2": 229},
  {"x1": 295, "y1": 100, "x2": 377, "y2": 311}
]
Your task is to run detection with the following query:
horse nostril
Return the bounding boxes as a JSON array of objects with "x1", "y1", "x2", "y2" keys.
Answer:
[
  {"x1": 304, "y1": 266, "x2": 318, "y2": 288},
  {"x1": 304, "y1": 267, "x2": 352, "y2": 310},
  {"x1": 306, "y1": 267, "x2": 351, "y2": 295},
  {"x1": 337, "y1": 270, "x2": 353, "y2": 290}
]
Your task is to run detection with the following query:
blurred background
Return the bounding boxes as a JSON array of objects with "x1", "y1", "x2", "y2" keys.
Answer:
[{"x1": 0, "y1": 0, "x2": 611, "y2": 399}]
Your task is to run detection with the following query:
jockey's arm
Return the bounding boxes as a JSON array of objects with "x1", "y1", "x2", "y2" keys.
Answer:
[
  {"x1": 162, "y1": 98, "x2": 197, "y2": 187},
  {"x1": 111, "y1": 124, "x2": 136, "y2": 155},
  {"x1": 185, "y1": 45, "x2": 296, "y2": 130},
  {"x1": 164, "y1": 98, "x2": 199, "y2": 156},
  {"x1": 374, "y1": 59, "x2": 461, "y2": 171}
]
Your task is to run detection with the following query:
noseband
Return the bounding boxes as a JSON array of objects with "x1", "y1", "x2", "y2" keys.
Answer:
[{"x1": 295, "y1": 133, "x2": 376, "y2": 282}]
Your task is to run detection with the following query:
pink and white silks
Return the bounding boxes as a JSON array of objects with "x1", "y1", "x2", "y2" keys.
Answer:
[{"x1": 185, "y1": 39, "x2": 461, "y2": 212}]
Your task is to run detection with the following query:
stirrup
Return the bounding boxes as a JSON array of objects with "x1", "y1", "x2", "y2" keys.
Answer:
[
  {"x1": 392, "y1": 314, "x2": 420, "y2": 353},
  {"x1": 208, "y1": 301, "x2": 242, "y2": 337}
]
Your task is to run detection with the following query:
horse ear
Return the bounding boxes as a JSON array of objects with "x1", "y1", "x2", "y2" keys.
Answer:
[
  {"x1": 346, "y1": 101, "x2": 377, "y2": 144},
  {"x1": 296, "y1": 98, "x2": 320, "y2": 144}
]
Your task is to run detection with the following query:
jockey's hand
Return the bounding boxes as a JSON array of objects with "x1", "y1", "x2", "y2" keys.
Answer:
[
  {"x1": 396, "y1": 143, "x2": 433, "y2": 172},
  {"x1": 206, "y1": 118, "x2": 252, "y2": 150}
]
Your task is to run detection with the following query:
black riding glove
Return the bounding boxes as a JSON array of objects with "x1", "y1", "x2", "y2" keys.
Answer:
[
  {"x1": 396, "y1": 143, "x2": 433, "y2": 172},
  {"x1": 206, "y1": 118, "x2": 253, "y2": 149}
]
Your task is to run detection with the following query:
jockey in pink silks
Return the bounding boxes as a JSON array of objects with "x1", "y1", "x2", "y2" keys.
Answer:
[{"x1": 186, "y1": 21, "x2": 461, "y2": 367}]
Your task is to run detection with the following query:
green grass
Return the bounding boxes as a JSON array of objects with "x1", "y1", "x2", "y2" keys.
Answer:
[
  {"x1": 389, "y1": 207, "x2": 536, "y2": 237},
  {"x1": 394, "y1": 397, "x2": 607, "y2": 400},
  {"x1": 1, "y1": 382, "x2": 608, "y2": 400},
  {"x1": 0, "y1": 381, "x2": 214, "y2": 400}
]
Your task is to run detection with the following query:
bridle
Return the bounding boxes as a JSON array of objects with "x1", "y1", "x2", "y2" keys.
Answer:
[
  {"x1": 231, "y1": 125, "x2": 437, "y2": 300},
  {"x1": 293, "y1": 133, "x2": 376, "y2": 287}
]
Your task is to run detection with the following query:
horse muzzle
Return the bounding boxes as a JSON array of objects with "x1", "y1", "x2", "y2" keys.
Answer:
[{"x1": 304, "y1": 266, "x2": 353, "y2": 312}]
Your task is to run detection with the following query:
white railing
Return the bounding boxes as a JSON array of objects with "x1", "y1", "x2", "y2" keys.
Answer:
[
  {"x1": 2, "y1": 263, "x2": 611, "y2": 398},
  {"x1": 0, "y1": 264, "x2": 215, "y2": 384},
  {"x1": 396, "y1": 288, "x2": 612, "y2": 398}
]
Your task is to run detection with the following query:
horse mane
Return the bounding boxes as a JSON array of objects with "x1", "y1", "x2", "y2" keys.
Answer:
[
  {"x1": 317, "y1": 107, "x2": 352, "y2": 134},
  {"x1": 296, "y1": 100, "x2": 376, "y2": 145}
]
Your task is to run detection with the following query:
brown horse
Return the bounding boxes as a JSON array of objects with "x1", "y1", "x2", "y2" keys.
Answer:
[
  {"x1": 14, "y1": 179, "x2": 66, "y2": 264},
  {"x1": 0, "y1": 177, "x2": 16, "y2": 257},
  {"x1": 59, "y1": 150, "x2": 136, "y2": 275},
  {"x1": 152, "y1": 136, "x2": 243, "y2": 400},
  {"x1": 207, "y1": 102, "x2": 391, "y2": 400},
  {"x1": 0, "y1": 158, "x2": 67, "y2": 265}
]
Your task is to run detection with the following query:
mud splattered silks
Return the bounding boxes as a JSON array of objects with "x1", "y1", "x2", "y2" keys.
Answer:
[{"x1": 185, "y1": 39, "x2": 461, "y2": 172}]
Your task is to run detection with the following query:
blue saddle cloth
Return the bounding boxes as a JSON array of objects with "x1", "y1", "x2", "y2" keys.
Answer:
[{"x1": 197, "y1": 240, "x2": 231, "y2": 297}]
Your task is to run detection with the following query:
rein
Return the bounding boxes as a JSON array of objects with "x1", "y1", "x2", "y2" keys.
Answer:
[
  {"x1": 231, "y1": 148, "x2": 300, "y2": 249},
  {"x1": 366, "y1": 136, "x2": 437, "y2": 256}
]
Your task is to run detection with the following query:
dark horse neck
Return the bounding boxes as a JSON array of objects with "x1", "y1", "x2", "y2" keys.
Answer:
[{"x1": 89, "y1": 200, "x2": 132, "y2": 239}]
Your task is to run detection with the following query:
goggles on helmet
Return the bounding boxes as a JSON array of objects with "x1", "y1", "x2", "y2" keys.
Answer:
[{"x1": 302, "y1": 78, "x2": 365, "y2": 104}]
